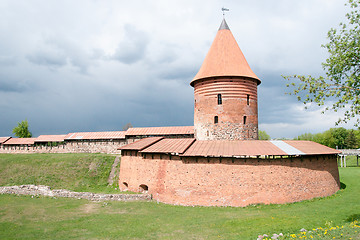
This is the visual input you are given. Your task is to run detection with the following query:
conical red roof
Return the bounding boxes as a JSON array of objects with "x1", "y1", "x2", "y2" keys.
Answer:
[{"x1": 191, "y1": 19, "x2": 260, "y2": 86}]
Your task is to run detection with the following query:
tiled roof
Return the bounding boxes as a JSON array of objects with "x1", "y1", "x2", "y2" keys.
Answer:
[
  {"x1": 181, "y1": 140, "x2": 287, "y2": 157},
  {"x1": 284, "y1": 140, "x2": 341, "y2": 155},
  {"x1": 140, "y1": 138, "x2": 196, "y2": 154},
  {"x1": 0, "y1": 137, "x2": 11, "y2": 144},
  {"x1": 119, "y1": 137, "x2": 164, "y2": 151},
  {"x1": 125, "y1": 126, "x2": 194, "y2": 136},
  {"x1": 65, "y1": 131, "x2": 126, "y2": 140},
  {"x1": 3, "y1": 138, "x2": 36, "y2": 145},
  {"x1": 191, "y1": 19, "x2": 260, "y2": 86},
  {"x1": 35, "y1": 135, "x2": 66, "y2": 143},
  {"x1": 120, "y1": 138, "x2": 340, "y2": 157}
]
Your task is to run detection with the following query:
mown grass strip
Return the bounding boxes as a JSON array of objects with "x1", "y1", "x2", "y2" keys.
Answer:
[
  {"x1": 0, "y1": 163, "x2": 359, "y2": 239},
  {"x1": 0, "y1": 153, "x2": 120, "y2": 193}
]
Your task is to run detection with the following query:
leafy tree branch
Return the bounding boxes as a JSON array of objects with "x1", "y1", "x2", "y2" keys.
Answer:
[{"x1": 283, "y1": 0, "x2": 360, "y2": 127}]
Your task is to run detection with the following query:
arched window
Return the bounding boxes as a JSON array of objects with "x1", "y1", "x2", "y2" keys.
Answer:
[
  {"x1": 139, "y1": 184, "x2": 148, "y2": 192},
  {"x1": 243, "y1": 116, "x2": 247, "y2": 125},
  {"x1": 217, "y1": 94, "x2": 222, "y2": 105},
  {"x1": 247, "y1": 94, "x2": 250, "y2": 105},
  {"x1": 214, "y1": 116, "x2": 218, "y2": 124}
]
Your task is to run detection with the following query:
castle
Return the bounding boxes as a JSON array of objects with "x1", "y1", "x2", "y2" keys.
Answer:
[{"x1": 118, "y1": 19, "x2": 341, "y2": 207}]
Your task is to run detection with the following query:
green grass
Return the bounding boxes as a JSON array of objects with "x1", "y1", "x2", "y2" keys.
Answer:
[
  {"x1": 0, "y1": 157, "x2": 359, "y2": 239},
  {"x1": 0, "y1": 153, "x2": 120, "y2": 193}
]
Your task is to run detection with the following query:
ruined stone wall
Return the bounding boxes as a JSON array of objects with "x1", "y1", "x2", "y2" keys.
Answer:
[
  {"x1": 119, "y1": 152, "x2": 340, "y2": 207},
  {"x1": 0, "y1": 140, "x2": 127, "y2": 154},
  {"x1": 193, "y1": 77, "x2": 258, "y2": 140},
  {"x1": 0, "y1": 185, "x2": 151, "y2": 202}
]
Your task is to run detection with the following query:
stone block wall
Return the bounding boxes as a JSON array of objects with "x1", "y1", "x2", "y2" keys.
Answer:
[
  {"x1": 0, "y1": 140, "x2": 127, "y2": 154},
  {"x1": 119, "y1": 152, "x2": 340, "y2": 207}
]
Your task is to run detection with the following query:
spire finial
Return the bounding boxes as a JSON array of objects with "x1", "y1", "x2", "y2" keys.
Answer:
[{"x1": 221, "y1": 7, "x2": 229, "y2": 18}]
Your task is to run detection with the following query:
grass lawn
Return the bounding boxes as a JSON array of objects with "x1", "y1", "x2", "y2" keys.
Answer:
[
  {"x1": 0, "y1": 153, "x2": 359, "y2": 239},
  {"x1": 0, "y1": 153, "x2": 120, "y2": 193}
]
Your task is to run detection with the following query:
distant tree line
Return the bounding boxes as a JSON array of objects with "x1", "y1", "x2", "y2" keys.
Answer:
[{"x1": 295, "y1": 128, "x2": 360, "y2": 149}]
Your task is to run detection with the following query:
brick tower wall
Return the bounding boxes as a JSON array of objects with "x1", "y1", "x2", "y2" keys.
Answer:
[
  {"x1": 119, "y1": 152, "x2": 340, "y2": 207},
  {"x1": 193, "y1": 77, "x2": 259, "y2": 140}
]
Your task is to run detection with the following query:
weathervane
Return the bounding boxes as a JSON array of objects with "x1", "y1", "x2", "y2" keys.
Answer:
[{"x1": 222, "y1": 7, "x2": 229, "y2": 17}]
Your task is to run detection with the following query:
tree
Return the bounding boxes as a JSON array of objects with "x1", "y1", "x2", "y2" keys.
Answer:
[
  {"x1": 295, "y1": 132, "x2": 314, "y2": 141},
  {"x1": 294, "y1": 127, "x2": 356, "y2": 148},
  {"x1": 283, "y1": 0, "x2": 360, "y2": 127},
  {"x1": 345, "y1": 129, "x2": 358, "y2": 148},
  {"x1": 258, "y1": 130, "x2": 271, "y2": 140},
  {"x1": 122, "y1": 123, "x2": 133, "y2": 131},
  {"x1": 12, "y1": 119, "x2": 32, "y2": 138}
]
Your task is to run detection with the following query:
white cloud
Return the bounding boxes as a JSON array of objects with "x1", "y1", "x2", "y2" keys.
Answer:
[{"x1": 260, "y1": 103, "x2": 357, "y2": 139}]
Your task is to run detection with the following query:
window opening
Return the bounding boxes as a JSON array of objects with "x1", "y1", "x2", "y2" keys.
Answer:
[
  {"x1": 247, "y1": 94, "x2": 250, "y2": 105},
  {"x1": 217, "y1": 94, "x2": 222, "y2": 105},
  {"x1": 139, "y1": 184, "x2": 148, "y2": 192},
  {"x1": 214, "y1": 116, "x2": 218, "y2": 124},
  {"x1": 243, "y1": 116, "x2": 247, "y2": 125},
  {"x1": 123, "y1": 182, "x2": 128, "y2": 188}
]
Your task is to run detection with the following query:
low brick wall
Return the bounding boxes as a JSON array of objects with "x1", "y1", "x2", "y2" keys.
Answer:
[
  {"x1": 119, "y1": 153, "x2": 340, "y2": 207},
  {"x1": 0, "y1": 141, "x2": 126, "y2": 154},
  {"x1": 0, "y1": 185, "x2": 152, "y2": 202}
]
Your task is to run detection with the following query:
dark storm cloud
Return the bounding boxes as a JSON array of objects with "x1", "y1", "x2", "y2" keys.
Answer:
[
  {"x1": 27, "y1": 51, "x2": 67, "y2": 68},
  {"x1": 0, "y1": 0, "x2": 352, "y2": 139},
  {"x1": 0, "y1": 80, "x2": 26, "y2": 92},
  {"x1": 157, "y1": 65, "x2": 198, "y2": 81},
  {"x1": 27, "y1": 38, "x2": 96, "y2": 74},
  {"x1": 112, "y1": 24, "x2": 149, "y2": 64}
]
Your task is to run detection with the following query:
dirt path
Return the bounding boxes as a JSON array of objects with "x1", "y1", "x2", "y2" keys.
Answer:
[{"x1": 108, "y1": 155, "x2": 120, "y2": 186}]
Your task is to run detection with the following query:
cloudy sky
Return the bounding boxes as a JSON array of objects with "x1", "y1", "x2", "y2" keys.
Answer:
[{"x1": 0, "y1": 0, "x2": 356, "y2": 139}]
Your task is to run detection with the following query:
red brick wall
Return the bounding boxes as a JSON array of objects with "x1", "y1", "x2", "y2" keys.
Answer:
[
  {"x1": 193, "y1": 77, "x2": 258, "y2": 140},
  {"x1": 119, "y1": 152, "x2": 340, "y2": 207}
]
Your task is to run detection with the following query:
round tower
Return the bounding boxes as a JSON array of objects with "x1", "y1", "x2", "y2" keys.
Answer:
[{"x1": 191, "y1": 19, "x2": 261, "y2": 140}]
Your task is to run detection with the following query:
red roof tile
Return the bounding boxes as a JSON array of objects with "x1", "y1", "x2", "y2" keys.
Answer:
[
  {"x1": 65, "y1": 131, "x2": 126, "y2": 140},
  {"x1": 4, "y1": 138, "x2": 36, "y2": 145},
  {"x1": 0, "y1": 137, "x2": 11, "y2": 144},
  {"x1": 284, "y1": 140, "x2": 341, "y2": 155},
  {"x1": 125, "y1": 126, "x2": 194, "y2": 136},
  {"x1": 191, "y1": 19, "x2": 260, "y2": 86},
  {"x1": 119, "y1": 137, "x2": 164, "y2": 151},
  {"x1": 181, "y1": 140, "x2": 286, "y2": 157},
  {"x1": 35, "y1": 135, "x2": 66, "y2": 143},
  {"x1": 140, "y1": 138, "x2": 195, "y2": 154}
]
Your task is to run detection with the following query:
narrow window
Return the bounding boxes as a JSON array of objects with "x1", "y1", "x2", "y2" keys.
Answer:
[
  {"x1": 247, "y1": 94, "x2": 250, "y2": 105},
  {"x1": 217, "y1": 94, "x2": 222, "y2": 105},
  {"x1": 243, "y1": 116, "x2": 247, "y2": 124},
  {"x1": 214, "y1": 116, "x2": 218, "y2": 124}
]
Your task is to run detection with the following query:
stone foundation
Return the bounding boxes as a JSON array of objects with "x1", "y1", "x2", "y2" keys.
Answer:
[
  {"x1": 196, "y1": 122, "x2": 258, "y2": 140},
  {"x1": 0, "y1": 185, "x2": 151, "y2": 202}
]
